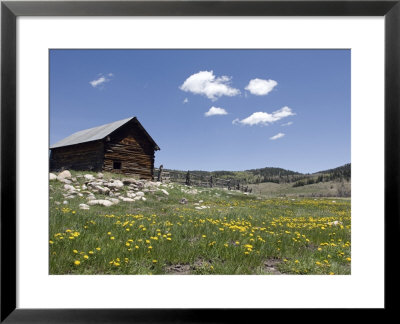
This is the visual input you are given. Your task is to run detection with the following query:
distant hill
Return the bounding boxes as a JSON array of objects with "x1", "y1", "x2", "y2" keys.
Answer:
[
  {"x1": 291, "y1": 163, "x2": 351, "y2": 188},
  {"x1": 317, "y1": 163, "x2": 351, "y2": 179},
  {"x1": 160, "y1": 163, "x2": 351, "y2": 185}
]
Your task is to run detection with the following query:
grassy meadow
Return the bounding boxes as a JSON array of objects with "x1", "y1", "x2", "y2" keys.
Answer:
[
  {"x1": 248, "y1": 180, "x2": 351, "y2": 198},
  {"x1": 49, "y1": 171, "x2": 351, "y2": 275}
]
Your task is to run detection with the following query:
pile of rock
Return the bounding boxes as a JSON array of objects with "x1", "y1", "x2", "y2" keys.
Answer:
[{"x1": 49, "y1": 170, "x2": 170, "y2": 210}]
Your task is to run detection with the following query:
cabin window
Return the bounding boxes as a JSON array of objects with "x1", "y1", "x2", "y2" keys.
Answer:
[{"x1": 113, "y1": 161, "x2": 122, "y2": 170}]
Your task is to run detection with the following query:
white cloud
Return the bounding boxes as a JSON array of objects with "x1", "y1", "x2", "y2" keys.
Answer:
[
  {"x1": 180, "y1": 70, "x2": 240, "y2": 101},
  {"x1": 234, "y1": 106, "x2": 295, "y2": 126},
  {"x1": 245, "y1": 78, "x2": 277, "y2": 96},
  {"x1": 205, "y1": 106, "x2": 228, "y2": 117},
  {"x1": 270, "y1": 133, "x2": 285, "y2": 140},
  {"x1": 89, "y1": 73, "x2": 113, "y2": 88},
  {"x1": 281, "y1": 121, "x2": 293, "y2": 126},
  {"x1": 183, "y1": 98, "x2": 189, "y2": 104}
]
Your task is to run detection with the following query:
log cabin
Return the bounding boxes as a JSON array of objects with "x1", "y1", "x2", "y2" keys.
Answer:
[{"x1": 50, "y1": 117, "x2": 160, "y2": 179}]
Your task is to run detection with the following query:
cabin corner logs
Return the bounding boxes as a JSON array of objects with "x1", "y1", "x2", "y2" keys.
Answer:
[{"x1": 49, "y1": 118, "x2": 159, "y2": 180}]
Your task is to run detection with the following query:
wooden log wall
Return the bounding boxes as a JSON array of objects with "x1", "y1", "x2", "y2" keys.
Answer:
[
  {"x1": 50, "y1": 141, "x2": 104, "y2": 171},
  {"x1": 102, "y1": 120, "x2": 156, "y2": 179}
]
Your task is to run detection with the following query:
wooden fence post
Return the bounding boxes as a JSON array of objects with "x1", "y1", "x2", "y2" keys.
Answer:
[
  {"x1": 157, "y1": 165, "x2": 163, "y2": 182},
  {"x1": 185, "y1": 171, "x2": 191, "y2": 186},
  {"x1": 209, "y1": 176, "x2": 213, "y2": 188}
]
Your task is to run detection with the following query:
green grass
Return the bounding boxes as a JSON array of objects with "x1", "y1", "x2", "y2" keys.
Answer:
[
  {"x1": 248, "y1": 180, "x2": 351, "y2": 198},
  {"x1": 49, "y1": 172, "x2": 351, "y2": 275}
]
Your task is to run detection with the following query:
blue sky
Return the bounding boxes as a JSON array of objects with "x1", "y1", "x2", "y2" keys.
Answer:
[{"x1": 50, "y1": 49, "x2": 350, "y2": 173}]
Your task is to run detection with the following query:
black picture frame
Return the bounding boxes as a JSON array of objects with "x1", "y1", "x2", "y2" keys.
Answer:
[{"x1": 1, "y1": 0, "x2": 398, "y2": 321}]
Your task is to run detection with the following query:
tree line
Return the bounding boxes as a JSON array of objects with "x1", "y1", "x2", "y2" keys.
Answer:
[{"x1": 162, "y1": 163, "x2": 351, "y2": 186}]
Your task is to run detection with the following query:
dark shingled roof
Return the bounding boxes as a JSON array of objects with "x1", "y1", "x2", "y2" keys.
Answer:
[{"x1": 50, "y1": 117, "x2": 160, "y2": 150}]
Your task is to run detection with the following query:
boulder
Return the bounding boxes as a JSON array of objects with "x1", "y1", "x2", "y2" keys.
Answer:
[
  {"x1": 49, "y1": 173, "x2": 57, "y2": 181},
  {"x1": 161, "y1": 189, "x2": 169, "y2": 196},
  {"x1": 57, "y1": 170, "x2": 72, "y2": 180},
  {"x1": 95, "y1": 186, "x2": 110, "y2": 195},
  {"x1": 121, "y1": 197, "x2": 135, "y2": 202},
  {"x1": 127, "y1": 192, "x2": 136, "y2": 198},
  {"x1": 180, "y1": 198, "x2": 188, "y2": 204},
  {"x1": 84, "y1": 174, "x2": 95, "y2": 181},
  {"x1": 79, "y1": 203, "x2": 90, "y2": 210},
  {"x1": 88, "y1": 181, "x2": 103, "y2": 187},
  {"x1": 64, "y1": 184, "x2": 76, "y2": 191},
  {"x1": 107, "y1": 198, "x2": 120, "y2": 204},
  {"x1": 105, "y1": 180, "x2": 124, "y2": 189},
  {"x1": 97, "y1": 173, "x2": 104, "y2": 179},
  {"x1": 122, "y1": 178, "x2": 138, "y2": 185},
  {"x1": 58, "y1": 178, "x2": 72, "y2": 184},
  {"x1": 136, "y1": 191, "x2": 145, "y2": 197},
  {"x1": 144, "y1": 181, "x2": 159, "y2": 188},
  {"x1": 87, "y1": 199, "x2": 113, "y2": 207}
]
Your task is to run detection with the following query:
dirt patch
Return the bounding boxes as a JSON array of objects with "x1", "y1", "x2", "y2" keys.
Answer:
[
  {"x1": 264, "y1": 258, "x2": 282, "y2": 275},
  {"x1": 305, "y1": 243, "x2": 318, "y2": 250},
  {"x1": 193, "y1": 259, "x2": 212, "y2": 269},
  {"x1": 165, "y1": 258, "x2": 213, "y2": 274},
  {"x1": 165, "y1": 263, "x2": 191, "y2": 275}
]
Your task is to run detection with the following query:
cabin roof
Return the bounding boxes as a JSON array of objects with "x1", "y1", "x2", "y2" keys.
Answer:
[{"x1": 50, "y1": 117, "x2": 160, "y2": 150}]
